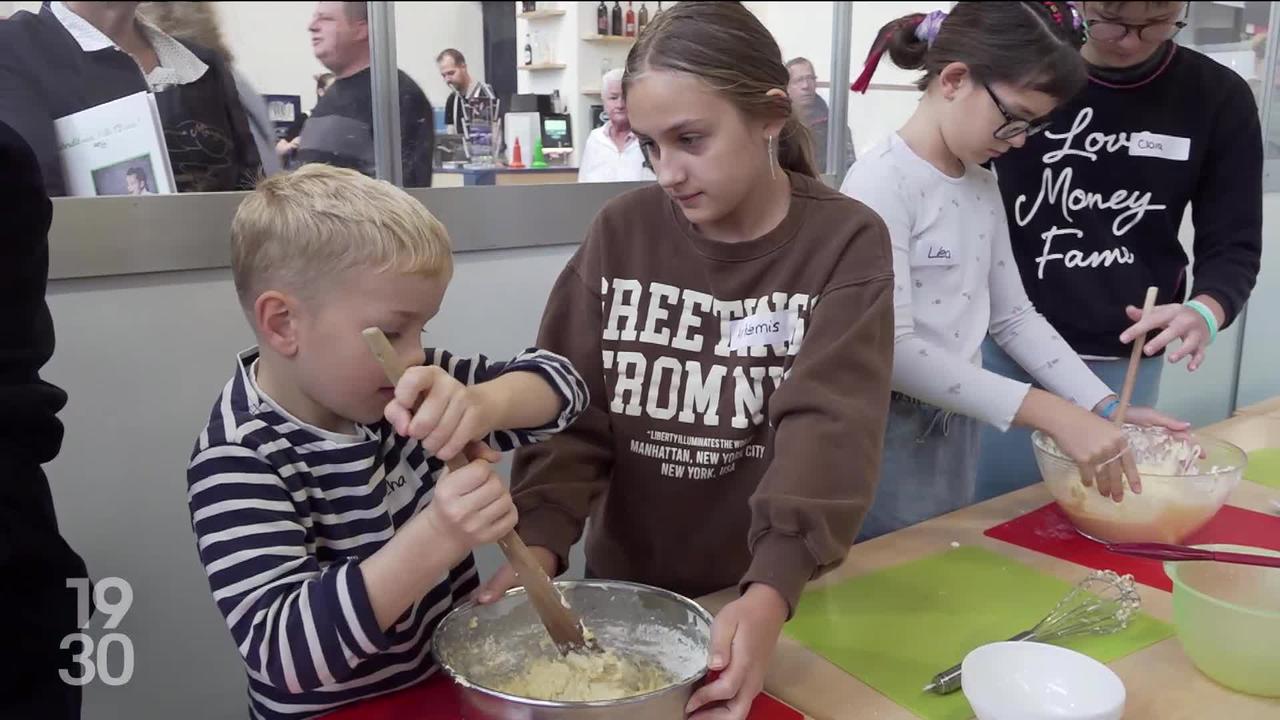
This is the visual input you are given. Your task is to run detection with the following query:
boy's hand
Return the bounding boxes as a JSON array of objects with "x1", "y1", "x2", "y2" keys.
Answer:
[
  {"x1": 686, "y1": 583, "x2": 787, "y2": 720},
  {"x1": 385, "y1": 366, "x2": 500, "y2": 461},
  {"x1": 423, "y1": 457, "x2": 517, "y2": 561},
  {"x1": 473, "y1": 544, "x2": 559, "y2": 604}
]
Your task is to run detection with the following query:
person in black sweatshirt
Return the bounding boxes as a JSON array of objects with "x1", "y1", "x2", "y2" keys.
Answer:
[
  {"x1": 0, "y1": 119, "x2": 89, "y2": 719},
  {"x1": 296, "y1": 2, "x2": 435, "y2": 187},
  {"x1": 977, "y1": 1, "x2": 1263, "y2": 500},
  {"x1": 0, "y1": 2, "x2": 261, "y2": 196}
]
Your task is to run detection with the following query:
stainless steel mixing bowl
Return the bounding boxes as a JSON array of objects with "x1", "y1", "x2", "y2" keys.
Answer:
[{"x1": 432, "y1": 580, "x2": 713, "y2": 719}]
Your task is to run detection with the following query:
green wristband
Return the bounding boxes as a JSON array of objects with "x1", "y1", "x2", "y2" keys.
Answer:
[{"x1": 1184, "y1": 300, "x2": 1219, "y2": 345}]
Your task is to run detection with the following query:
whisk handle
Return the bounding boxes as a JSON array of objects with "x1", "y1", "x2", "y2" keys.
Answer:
[{"x1": 922, "y1": 631, "x2": 1036, "y2": 694}]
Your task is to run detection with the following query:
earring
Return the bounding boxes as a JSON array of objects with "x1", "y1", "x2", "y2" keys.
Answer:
[{"x1": 768, "y1": 135, "x2": 777, "y2": 180}]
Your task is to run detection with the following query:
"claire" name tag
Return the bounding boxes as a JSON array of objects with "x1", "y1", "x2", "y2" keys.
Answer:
[{"x1": 1129, "y1": 132, "x2": 1190, "y2": 162}]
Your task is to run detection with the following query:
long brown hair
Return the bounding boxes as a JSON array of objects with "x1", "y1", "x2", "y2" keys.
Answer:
[
  {"x1": 623, "y1": 1, "x2": 817, "y2": 178},
  {"x1": 855, "y1": 1, "x2": 1086, "y2": 100},
  {"x1": 138, "y1": 2, "x2": 235, "y2": 64}
]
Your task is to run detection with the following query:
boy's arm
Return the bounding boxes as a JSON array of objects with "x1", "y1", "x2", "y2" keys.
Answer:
[
  {"x1": 425, "y1": 347, "x2": 589, "y2": 448},
  {"x1": 189, "y1": 444, "x2": 399, "y2": 692}
]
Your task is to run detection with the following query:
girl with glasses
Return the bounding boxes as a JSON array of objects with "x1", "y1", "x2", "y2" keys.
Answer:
[
  {"x1": 977, "y1": 1, "x2": 1262, "y2": 502},
  {"x1": 842, "y1": 1, "x2": 1186, "y2": 539}
]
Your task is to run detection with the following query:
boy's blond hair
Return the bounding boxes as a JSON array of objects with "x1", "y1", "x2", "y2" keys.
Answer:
[{"x1": 231, "y1": 164, "x2": 452, "y2": 307}]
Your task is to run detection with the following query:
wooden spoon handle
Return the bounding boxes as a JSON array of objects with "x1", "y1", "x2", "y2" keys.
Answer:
[
  {"x1": 361, "y1": 327, "x2": 590, "y2": 653},
  {"x1": 1115, "y1": 286, "x2": 1159, "y2": 426}
]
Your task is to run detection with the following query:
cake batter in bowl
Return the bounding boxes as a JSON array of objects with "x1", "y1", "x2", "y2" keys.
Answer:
[
  {"x1": 431, "y1": 580, "x2": 713, "y2": 719},
  {"x1": 1033, "y1": 425, "x2": 1246, "y2": 544}
]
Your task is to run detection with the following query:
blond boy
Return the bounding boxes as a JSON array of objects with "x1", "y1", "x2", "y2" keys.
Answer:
[{"x1": 187, "y1": 164, "x2": 586, "y2": 719}]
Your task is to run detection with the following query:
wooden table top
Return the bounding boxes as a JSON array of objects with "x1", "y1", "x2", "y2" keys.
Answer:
[{"x1": 699, "y1": 413, "x2": 1280, "y2": 720}]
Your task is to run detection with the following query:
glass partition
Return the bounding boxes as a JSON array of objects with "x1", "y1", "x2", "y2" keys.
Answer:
[
  {"x1": 387, "y1": 1, "x2": 848, "y2": 188},
  {"x1": 390, "y1": 1, "x2": 487, "y2": 188}
]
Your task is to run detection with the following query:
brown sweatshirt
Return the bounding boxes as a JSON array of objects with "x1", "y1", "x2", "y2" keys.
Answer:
[{"x1": 511, "y1": 172, "x2": 895, "y2": 611}]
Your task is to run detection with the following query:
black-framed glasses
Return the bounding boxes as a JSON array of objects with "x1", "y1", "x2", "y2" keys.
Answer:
[
  {"x1": 1083, "y1": 18, "x2": 1187, "y2": 43},
  {"x1": 983, "y1": 84, "x2": 1052, "y2": 141}
]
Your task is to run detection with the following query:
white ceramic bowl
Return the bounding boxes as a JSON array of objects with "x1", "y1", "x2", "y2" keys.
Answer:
[{"x1": 961, "y1": 642, "x2": 1126, "y2": 720}]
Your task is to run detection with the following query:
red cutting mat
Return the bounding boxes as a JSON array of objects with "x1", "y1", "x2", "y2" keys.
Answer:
[
  {"x1": 320, "y1": 673, "x2": 807, "y2": 719},
  {"x1": 985, "y1": 502, "x2": 1280, "y2": 591}
]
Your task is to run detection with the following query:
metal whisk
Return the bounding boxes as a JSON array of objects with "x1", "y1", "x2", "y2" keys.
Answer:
[{"x1": 923, "y1": 569, "x2": 1141, "y2": 694}]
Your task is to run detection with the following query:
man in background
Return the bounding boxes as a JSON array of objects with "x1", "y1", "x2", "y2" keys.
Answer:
[
  {"x1": 437, "y1": 48, "x2": 495, "y2": 136},
  {"x1": 0, "y1": 119, "x2": 88, "y2": 719},
  {"x1": 297, "y1": 1, "x2": 434, "y2": 186},
  {"x1": 786, "y1": 56, "x2": 854, "y2": 174}
]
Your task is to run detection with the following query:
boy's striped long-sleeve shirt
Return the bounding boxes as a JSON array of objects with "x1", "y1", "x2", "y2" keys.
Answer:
[{"x1": 187, "y1": 347, "x2": 587, "y2": 720}]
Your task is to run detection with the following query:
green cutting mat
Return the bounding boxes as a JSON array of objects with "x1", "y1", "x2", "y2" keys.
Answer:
[
  {"x1": 1245, "y1": 447, "x2": 1280, "y2": 489},
  {"x1": 784, "y1": 546, "x2": 1173, "y2": 720}
]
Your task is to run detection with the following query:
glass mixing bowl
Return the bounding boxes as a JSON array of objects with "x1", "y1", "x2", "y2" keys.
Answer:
[{"x1": 1031, "y1": 426, "x2": 1246, "y2": 544}]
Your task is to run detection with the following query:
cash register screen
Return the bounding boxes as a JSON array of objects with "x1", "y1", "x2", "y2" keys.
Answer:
[{"x1": 541, "y1": 115, "x2": 572, "y2": 149}]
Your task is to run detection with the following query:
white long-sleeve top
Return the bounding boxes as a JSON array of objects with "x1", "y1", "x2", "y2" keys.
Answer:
[{"x1": 841, "y1": 134, "x2": 1112, "y2": 431}]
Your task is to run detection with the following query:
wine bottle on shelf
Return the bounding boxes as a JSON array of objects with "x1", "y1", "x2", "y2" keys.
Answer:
[
  {"x1": 611, "y1": 0, "x2": 622, "y2": 36},
  {"x1": 597, "y1": 0, "x2": 608, "y2": 35},
  {"x1": 523, "y1": 33, "x2": 533, "y2": 66},
  {"x1": 624, "y1": 1, "x2": 636, "y2": 36},
  {"x1": 638, "y1": 2, "x2": 649, "y2": 32}
]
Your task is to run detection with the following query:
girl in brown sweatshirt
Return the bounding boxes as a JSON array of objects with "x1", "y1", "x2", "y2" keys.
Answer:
[{"x1": 479, "y1": 4, "x2": 895, "y2": 718}]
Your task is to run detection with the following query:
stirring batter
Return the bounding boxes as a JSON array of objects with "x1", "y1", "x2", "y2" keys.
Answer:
[{"x1": 489, "y1": 646, "x2": 672, "y2": 702}]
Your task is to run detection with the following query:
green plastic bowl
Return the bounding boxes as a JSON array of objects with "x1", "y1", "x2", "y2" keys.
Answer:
[{"x1": 1165, "y1": 545, "x2": 1280, "y2": 697}]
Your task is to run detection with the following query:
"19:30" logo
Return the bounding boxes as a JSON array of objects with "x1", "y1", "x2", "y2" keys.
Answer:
[{"x1": 61, "y1": 577, "x2": 135, "y2": 686}]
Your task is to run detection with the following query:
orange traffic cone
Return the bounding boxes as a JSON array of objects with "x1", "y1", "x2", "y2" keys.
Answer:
[{"x1": 510, "y1": 137, "x2": 526, "y2": 169}]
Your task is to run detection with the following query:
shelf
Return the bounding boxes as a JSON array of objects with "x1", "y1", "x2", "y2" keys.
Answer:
[
  {"x1": 520, "y1": 63, "x2": 568, "y2": 71},
  {"x1": 582, "y1": 34, "x2": 637, "y2": 44},
  {"x1": 581, "y1": 88, "x2": 601, "y2": 96},
  {"x1": 517, "y1": 10, "x2": 566, "y2": 20}
]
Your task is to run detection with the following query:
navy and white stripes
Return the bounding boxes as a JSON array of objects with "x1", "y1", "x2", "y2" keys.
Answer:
[{"x1": 188, "y1": 346, "x2": 586, "y2": 720}]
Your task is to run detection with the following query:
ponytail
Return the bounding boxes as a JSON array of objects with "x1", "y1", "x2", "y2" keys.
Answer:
[
  {"x1": 851, "y1": 11, "x2": 935, "y2": 93},
  {"x1": 850, "y1": 2, "x2": 1086, "y2": 100}
]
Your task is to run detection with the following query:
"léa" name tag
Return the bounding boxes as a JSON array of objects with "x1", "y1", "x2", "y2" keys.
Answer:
[
  {"x1": 727, "y1": 309, "x2": 797, "y2": 350},
  {"x1": 911, "y1": 241, "x2": 958, "y2": 267},
  {"x1": 1129, "y1": 132, "x2": 1190, "y2": 161}
]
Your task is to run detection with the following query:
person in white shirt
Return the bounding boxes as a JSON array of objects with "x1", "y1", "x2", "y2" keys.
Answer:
[
  {"x1": 842, "y1": 2, "x2": 1185, "y2": 539},
  {"x1": 577, "y1": 68, "x2": 655, "y2": 183}
]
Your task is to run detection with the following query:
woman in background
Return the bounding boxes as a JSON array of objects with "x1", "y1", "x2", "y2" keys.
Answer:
[
  {"x1": 577, "y1": 68, "x2": 656, "y2": 183},
  {"x1": 139, "y1": 0, "x2": 281, "y2": 176},
  {"x1": 0, "y1": 1, "x2": 261, "y2": 194}
]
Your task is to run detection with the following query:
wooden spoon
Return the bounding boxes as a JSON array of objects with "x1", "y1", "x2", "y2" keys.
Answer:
[
  {"x1": 1114, "y1": 286, "x2": 1159, "y2": 426},
  {"x1": 361, "y1": 328, "x2": 597, "y2": 655}
]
